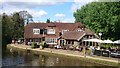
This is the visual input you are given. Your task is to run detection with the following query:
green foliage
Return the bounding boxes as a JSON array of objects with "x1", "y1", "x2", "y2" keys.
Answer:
[
  {"x1": 31, "y1": 42, "x2": 35, "y2": 48},
  {"x1": 2, "y1": 12, "x2": 26, "y2": 46},
  {"x1": 74, "y1": 2, "x2": 120, "y2": 40},
  {"x1": 2, "y1": 13, "x2": 14, "y2": 45},
  {"x1": 19, "y1": 11, "x2": 33, "y2": 25},
  {"x1": 46, "y1": 18, "x2": 50, "y2": 23},
  {"x1": 12, "y1": 12, "x2": 24, "y2": 39},
  {"x1": 40, "y1": 41, "x2": 45, "y2": 46}
]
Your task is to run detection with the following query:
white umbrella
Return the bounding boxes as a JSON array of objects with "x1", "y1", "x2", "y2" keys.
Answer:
[
  {"x1": 113, "y1": 40, "x2": 120, "y2": 44},
  {"x1": 102, "y1": 39, "x2": 114, "y2": 43},
  {"x1": 83, "y1": 38, "x2": 103, "y2": 43}
]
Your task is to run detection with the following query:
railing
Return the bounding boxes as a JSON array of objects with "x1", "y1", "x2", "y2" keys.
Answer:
[{"x1": 94, "y1": 49, "x2": 120, "y2": 58}]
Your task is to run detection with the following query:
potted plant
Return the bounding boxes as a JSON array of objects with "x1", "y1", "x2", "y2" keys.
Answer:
[
  {"x1": 31, "y1": 42, "x2": 35, "y2": 48},
  {"x1": 39, "y1": 41, "x2": 45, "y2": 49}
]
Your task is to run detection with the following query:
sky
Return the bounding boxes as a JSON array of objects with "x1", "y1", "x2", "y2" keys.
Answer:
[{"x1": 0, "y1": 0, "x2": 117, "y2": 23}]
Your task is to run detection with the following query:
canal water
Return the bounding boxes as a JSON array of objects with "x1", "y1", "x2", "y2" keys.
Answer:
[{"x1": 2, "y1": 47, "x2": 105, "y2": 67}]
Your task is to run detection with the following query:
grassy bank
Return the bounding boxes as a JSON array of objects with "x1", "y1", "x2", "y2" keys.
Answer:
[{"x1": 7, "y1": 44, "x2": 119, "y2": 66}]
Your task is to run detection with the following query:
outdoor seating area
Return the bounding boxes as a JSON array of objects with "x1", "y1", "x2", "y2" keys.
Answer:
[
  {"x1": 83, "y1": 38, "x2": 120, "y2": 58},
  {"x1": 12, "y1": 38, "x2": 120, "y2": 59},
  {"x1": 30, "y1": 40, "x2": 120, "y2": 58},
  {"x1": 94, "y1": 49, "x2": 120, "y2": 58}
]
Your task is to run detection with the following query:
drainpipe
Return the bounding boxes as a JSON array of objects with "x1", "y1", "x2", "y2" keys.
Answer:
[
  {"x1": 84, "y1": 41, "x2": 86, "y2": 58},
  {"x1": 42, "y1": 28, "x2": 45, "y2": 41}
]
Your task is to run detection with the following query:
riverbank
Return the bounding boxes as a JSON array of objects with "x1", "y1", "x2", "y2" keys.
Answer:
[{"x1": 7, "y1": 44, "x2": 119, "y2": 66}]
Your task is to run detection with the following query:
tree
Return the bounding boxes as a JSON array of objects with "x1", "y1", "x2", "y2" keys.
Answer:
[
  {"x1": 2, "y1": 13, "x2": 14, "y2": 46},
  {"x1": 12, "y1": 12, "x2": 24, "y2": 39},
  {"x1": 46, "y1": 18, "x2": 50, "y2": 23},
  {"x1": 19, "y1": 11, "x2": 33, "y2": 25},
  {"x1": 74, "y1": 2, "x2": 120, "y2": 40},
  {"x1": 2, "y1": 12, "x2": 24, "y2": 46}
]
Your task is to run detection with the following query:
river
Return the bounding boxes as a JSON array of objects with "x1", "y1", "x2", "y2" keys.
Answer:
[{"x1": 2, "y1": 46, "x2": 108, "y2": 67}]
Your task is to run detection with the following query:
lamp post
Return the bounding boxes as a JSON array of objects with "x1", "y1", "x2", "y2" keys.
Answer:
[
  {"x1": 99, "y1": 33, "x2": 102, "y2": 40},
  {"x1": 99, "y1": 32, "x2": 102, "y2": 56}
]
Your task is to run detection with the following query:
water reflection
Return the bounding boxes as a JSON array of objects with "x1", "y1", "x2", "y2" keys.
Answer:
[{"x1": 2, "y1": 48, "x2": 103, "y2": 66}]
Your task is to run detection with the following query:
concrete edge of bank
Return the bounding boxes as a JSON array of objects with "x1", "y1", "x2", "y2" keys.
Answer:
[{"x1": 7, "y1": 44, "x2": 119, "y2": 66}]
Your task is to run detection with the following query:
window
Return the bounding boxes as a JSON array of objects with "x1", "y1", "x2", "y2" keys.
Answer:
[
  {"x1": 47, "y1": 29, "x2": 55, "y2": 34},
  {"x1": 40, "y1": 29, "x2": 47, "y2": 34},
  {"x1": 72, "y1": 41, "x2": 74, "y2": 44},
  {"x1": 45, "y1": 38, "x2": 57, "y2": 44},
  {"x1": 40, "y1": 29, "x2": 43, "y2": 34},
  {"x1": 44, "y1": 29, "x2": 47, "y2": 34},
  {"x1": 34, "y1": 38, "x2": 39, "y2": 42},
  {"x1": 76, "y1": 29, "x2": 84, "y2": 32},
  {"x1": 62, "y1": 30, "x2": 69, "y2": 34},
  {"x1": 33, "y1": 29, "x2": 40, "y2": 34},
  {"x1": 68, "y1": 41, "x2": 70, "y2": 44}
]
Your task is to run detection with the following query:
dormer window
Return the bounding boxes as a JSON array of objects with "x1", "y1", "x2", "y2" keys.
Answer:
[
  {"x1": 62, "y1": 30, "x2": 69, "y2": 34},
  {"x1": 33, "y1": 29, "x2": 40, "y2": 34},
  {"x1": 76, "y1": 29, "x2": 84, "y2": 32},
  {"x1": 40, "y1": 29, "x2": 43, "y2": 34},
  {"x1": 47, "y1": 29, "x2": 55, "y2": 34},
  {"x1": 40, "y1": 29, "x2": 47, "y2": 34}
]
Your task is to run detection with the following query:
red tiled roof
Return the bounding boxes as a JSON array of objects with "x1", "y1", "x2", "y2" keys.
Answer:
[
  {"x1": 24, "y1": 22, "x2": 91, "y2": 39},
  {"x1": 45, "y1": 34, "x2": 58, "y2": 38},
  {"x1": 62, "y1": 31, "x2": 86, "y2": 41},
  {"x1": 24, "y1": 23, "x2": 47, "y2": 38},
  {"x1": 85, "y1": 28, "x2": 94, "y2": 35}
]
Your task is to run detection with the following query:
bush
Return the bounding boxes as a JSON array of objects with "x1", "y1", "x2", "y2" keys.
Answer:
[{"x1": 31, "y1": 42, "x2": 35, "y2": 48}]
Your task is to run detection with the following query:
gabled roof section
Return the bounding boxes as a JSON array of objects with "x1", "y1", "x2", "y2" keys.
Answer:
[
  {"x1": 62, "y1": 31, "x2": 86, "y2": 41},
  {"x1": 85, "y1": 28, "x2": 94, "y2": 35}
]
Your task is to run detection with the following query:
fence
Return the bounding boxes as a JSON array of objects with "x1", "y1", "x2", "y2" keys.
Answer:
[{"x1": 94, "y1": 50, "x2": 120, "y2": 58}]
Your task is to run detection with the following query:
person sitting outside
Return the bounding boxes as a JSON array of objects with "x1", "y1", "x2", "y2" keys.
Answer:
[
  {"x1": 96, "y1": 46, "x2": 100, "y2": 50},
  {"x1": 54, "y1": 45, "x2": 57, "y2": 49},
  {"x1": 57, "y1": 45, "x2": 61, "y2": 49},
  {"x1": 12, "y1": 39, "x2": 15, "y2": 44},
  {"x1": 90, "y1": 46, "x2": 95, "y2": 56},
  {"x1": 79, "y1": 46, "x2": 83, "y2": 51}
]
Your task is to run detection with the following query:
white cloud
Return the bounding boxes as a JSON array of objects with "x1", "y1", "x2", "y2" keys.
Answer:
[
  {"x1": 4, "y1": 0, "x2": 67, "y2": 2},
  {"x1": 1, "y1": 1, "x2": 66, "y2": 17},
  {"x1": 74, "y1": 0, "x2": 97, "y2": 3},
  {"x1": 24, "y1": 10, "x2": 48, "y2": 18},
  {"x1": 37, "y1": 10, "x2": 47, "y2": 17},
  {"x1": 0, "y1": 0, "x2": 67, "y2": 15},
  {"x1": 55, "y1": 13, "x2": 65, "y2": 18},
  {"x1": 27, "y1": 10, "x2": 48, "y2": 18},
  {"x1": 1, "y1": 2, "x2": 48, "y2": 18},
  {"x1": 71, "y1": 0, "x2": 97, "y2": 11},
  {"x1": 71, "y1": 3, "x2": 86, "y2": 11},
  {"x1": 55, "y1": 18, "x2": 75, "y2": 23},
  {"x1": 25, "y1": 9, "x2": 47, "y2": 18},
  {"x1": 4, "y1": 2, "x2": 56, "y2": 8},
  {"x1": 3, "y1": 0, "x2": 67, "y2": 9},
  {"x1": 61, "y1": 18, "x2": 75, "y2": 23},
  {"x1": 2, "y1": 5, "x2": 47, "y2": 18}
]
